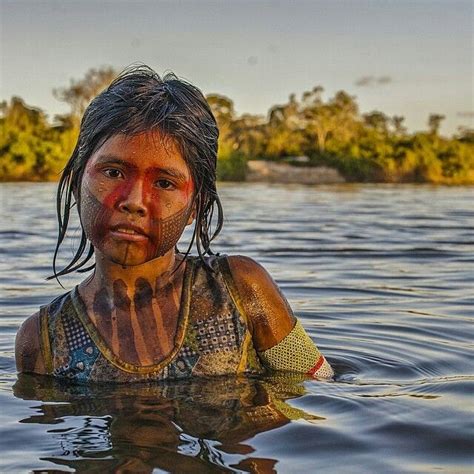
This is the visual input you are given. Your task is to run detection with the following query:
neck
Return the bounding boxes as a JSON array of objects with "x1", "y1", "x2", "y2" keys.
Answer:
[{"x1": 86, "y1": 249, "x2": 181, "y2": 293}]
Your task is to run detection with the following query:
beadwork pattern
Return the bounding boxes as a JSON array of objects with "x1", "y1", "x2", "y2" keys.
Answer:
[
  {"x1": 41, "y1": 256, "x2": 264, "y2": 383},
  {"x1": 258, "y1": 320, "x2": 323, "y2": 374}
]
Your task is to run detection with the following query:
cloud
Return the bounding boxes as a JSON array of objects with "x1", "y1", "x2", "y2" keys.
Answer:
[
  {"x1": 457, "y1": 111, "x2": 474, "y2": 118},
  {"x1": 354, "y1": 76, "x2": 373, "y2": 87},
  {"x1": 355, "y1": 75, "x2": 393, "y2": 87}
]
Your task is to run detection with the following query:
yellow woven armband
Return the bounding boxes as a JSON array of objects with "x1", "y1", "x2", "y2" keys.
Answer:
[{"x1": 258, "y1": 320, "x2": 323, "y2": 374}]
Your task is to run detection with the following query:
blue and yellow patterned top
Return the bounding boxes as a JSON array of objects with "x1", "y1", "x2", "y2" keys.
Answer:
[{"x1": 39, "y1": 256, "x2": 265, "y2": 383}]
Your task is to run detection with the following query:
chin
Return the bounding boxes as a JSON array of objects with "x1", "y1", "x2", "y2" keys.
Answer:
[
  {"x1": 97, "y1": 247, "x2": 149, "y2": 267},
  {"x1": 96, "y1": 240, "x2": 172, "y2": 267},
  {"x1": 110, "y1": 258, "x2": 144, "y2": 267},
  {"x1": 108, "y1": 249, "x2": 171, "y2": 267},
  {"x1": 109, "y1": 254, "x2": 150, "y2": 267},
  {"x1": 95, "y1": 240, "x2": 147, "y2": 267}
]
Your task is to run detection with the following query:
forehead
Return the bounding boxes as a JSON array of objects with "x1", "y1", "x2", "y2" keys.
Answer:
[{"x1": 87, "y1": 132, "x2": 190, "y2": 175}]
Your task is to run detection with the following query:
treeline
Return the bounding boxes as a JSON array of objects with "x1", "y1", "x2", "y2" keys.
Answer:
[
  {"x1": 210, "y1": 89, "x2": 474, "y2": 184},
  {"x1": 1, "y1": 67, "x2": 473, "y2": 183},
  {"x1": 0, "y1": 67, "x2": 117, "y2": 181}
]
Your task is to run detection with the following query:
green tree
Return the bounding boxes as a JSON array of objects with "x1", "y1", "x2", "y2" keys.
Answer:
[
  {"x1": 206, "y1": 94, "x2": 236, "y2": 156},
  {"x1": 457, "y1": 127, "x2": 474, "y2": 144},
  {"x1": 265, "y1": 94, "x2": 305, "y2": 157},
  {"x1": 0, "y1": 97, "x2": 69, "y2": 180},
  {"x1": 53, "y1": 66, "x2": 117, "y2": 127},
  {"x1": 229, "y1": 113, "x2": 266, "y2": 158},
  {"x1": 428, "y1": 113, "x2": 445, "y2": 135},
  {"x1": 363, "y1": 111, "x2": 390, "y2": 134},
  {"x1": 391, "y1": 115, "x2": 407, "y2": 135},
  {"x1": 301, "y1": 87, "x2": 359, "y2": 154}
]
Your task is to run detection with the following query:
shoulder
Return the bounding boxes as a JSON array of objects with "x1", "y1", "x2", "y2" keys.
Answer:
[
  {"x1": 15, "y1": 311, "x2": 46, "y2": 374},
  {"x1": 225, "y1": 255, "x2": 273, "y2": 283},
  {"x1": 223, "y1": 255, "x2": 296, "y2": 351}
]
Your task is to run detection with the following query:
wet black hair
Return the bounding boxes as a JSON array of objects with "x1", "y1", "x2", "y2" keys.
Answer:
[{"x1": 50, "y1": 65, "x2": 223, "y2": 280}]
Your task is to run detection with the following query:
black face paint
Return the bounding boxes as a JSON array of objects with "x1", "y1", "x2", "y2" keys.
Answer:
[
  {"x1": 93, "y1": 287, "x2": 113, "y2": 343},
  {"x1": 155, "y1": 277, "x2": 180, "y2": 340},
  {"x1": 134, "y1": 278, "x2": 163, "y2": 359},
  {"x1": 113, "y1": 279, "x2": 140, "y2": 364}
]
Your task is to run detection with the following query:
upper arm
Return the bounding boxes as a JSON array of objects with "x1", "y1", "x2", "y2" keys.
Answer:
[
  {"x1": 15, "y1": 312, "x2": 47, "y2": 374},
  {"x1": 226, "y1": 255, "x2": 296, "y2": 352},
  {"x1": 225, "y1": 255, "x2": 333, "y2": 379}
]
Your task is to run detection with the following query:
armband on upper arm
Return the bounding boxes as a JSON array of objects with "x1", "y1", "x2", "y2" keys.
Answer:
[{"x1": 258, "y1": 320, "x2": 333, "y2": 379}]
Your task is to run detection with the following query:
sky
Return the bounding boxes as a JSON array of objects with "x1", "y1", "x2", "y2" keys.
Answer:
[{"x1": 1, "y1": 0, "x2": 472, "y2": 135}]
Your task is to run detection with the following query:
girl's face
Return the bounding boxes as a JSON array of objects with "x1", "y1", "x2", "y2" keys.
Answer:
[{"x1": 79, "y1": 132, "x2": 195, "y2": 267}]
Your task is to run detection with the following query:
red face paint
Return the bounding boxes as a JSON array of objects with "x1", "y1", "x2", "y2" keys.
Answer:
[{"x1": 79, "y1": 132, "x2": 195, "y2": 266}]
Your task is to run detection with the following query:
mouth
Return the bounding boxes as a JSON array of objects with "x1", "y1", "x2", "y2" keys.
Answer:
[{"x1": 109, "y1": 224, "x2": 148, "y2": 241}]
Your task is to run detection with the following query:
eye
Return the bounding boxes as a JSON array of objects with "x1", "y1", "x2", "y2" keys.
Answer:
[
  {"x1": 103, "y1": 168, "x2": 123, "y2": 179},
  {"x1": 156, "y1": 179, "x2": 175, "y2": 189}
]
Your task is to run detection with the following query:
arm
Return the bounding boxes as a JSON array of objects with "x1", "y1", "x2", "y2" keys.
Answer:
[
  {"x1": 226, "y1": 256, "x2": 333, "y2": 379},
  {"x1": 15, "y1": 312, "x2": 47, "y2": 375}
]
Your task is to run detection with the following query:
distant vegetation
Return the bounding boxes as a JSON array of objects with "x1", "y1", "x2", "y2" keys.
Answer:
[{"x1": 1, "y1": 67, "x2": 473, "y2": 183}]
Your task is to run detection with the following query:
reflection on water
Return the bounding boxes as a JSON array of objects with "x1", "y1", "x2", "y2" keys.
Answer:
[
  {"x1": 1, "y1": 183, "x2": 474, "y2": 473},
  {"x1": 13, "y1": 374, "x2": 315, "y2": 473}
]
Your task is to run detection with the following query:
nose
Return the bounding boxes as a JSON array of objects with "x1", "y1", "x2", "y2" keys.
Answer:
[{"x1": 118, "y1": 180, "x2": 148, "y2": 217}]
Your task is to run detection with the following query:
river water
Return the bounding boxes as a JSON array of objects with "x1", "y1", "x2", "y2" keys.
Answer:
[{"x1": 0, "y1": 182, "x2": 473, "y2": 473}]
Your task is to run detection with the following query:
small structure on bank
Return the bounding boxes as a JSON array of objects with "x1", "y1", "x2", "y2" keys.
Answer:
[{"x1": 246, "y1": 160, "x2": 345, "y2": 184}]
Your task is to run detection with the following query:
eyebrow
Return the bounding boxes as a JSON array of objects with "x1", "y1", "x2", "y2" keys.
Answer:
[{"x1": 95, "y1": 155, "x2": 189, "y2": 182}]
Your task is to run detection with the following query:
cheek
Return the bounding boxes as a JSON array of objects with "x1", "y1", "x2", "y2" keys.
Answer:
[
  {"x1": 146, "y1": 204, "x2": 192, "y2": 259},
  {"x1": 146, "y1": 180, "x2": 194, "y2": 220},
  {"x1": 80, "y1": 187, "x2": 114, "y2": 243}
]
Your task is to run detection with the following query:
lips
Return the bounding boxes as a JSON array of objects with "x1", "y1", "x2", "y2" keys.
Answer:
[{"x1": 109, "y1": 223, "x2": 148, "y2": 241}]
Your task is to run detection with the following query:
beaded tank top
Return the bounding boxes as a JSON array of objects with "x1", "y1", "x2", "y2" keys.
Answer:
[{"x1": 39, "y1": 256, "x2": 264, "y2": 383}]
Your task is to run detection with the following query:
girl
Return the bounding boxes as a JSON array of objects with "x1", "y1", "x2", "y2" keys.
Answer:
[{"x1": 15, "y1": 66, "x2": 333, "y2": 383}]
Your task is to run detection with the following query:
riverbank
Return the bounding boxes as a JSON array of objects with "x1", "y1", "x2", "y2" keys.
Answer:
[
  {"x1": 246, "y1": 160, "x2": 346, "y2": 184},
  {"x1": 2, "y1": 159, "x2": 474, "y2": 185}
]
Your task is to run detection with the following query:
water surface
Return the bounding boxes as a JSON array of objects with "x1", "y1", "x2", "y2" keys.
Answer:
[{"x1": 1, "y1": 183, "x2": 473, "y2": 473}]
